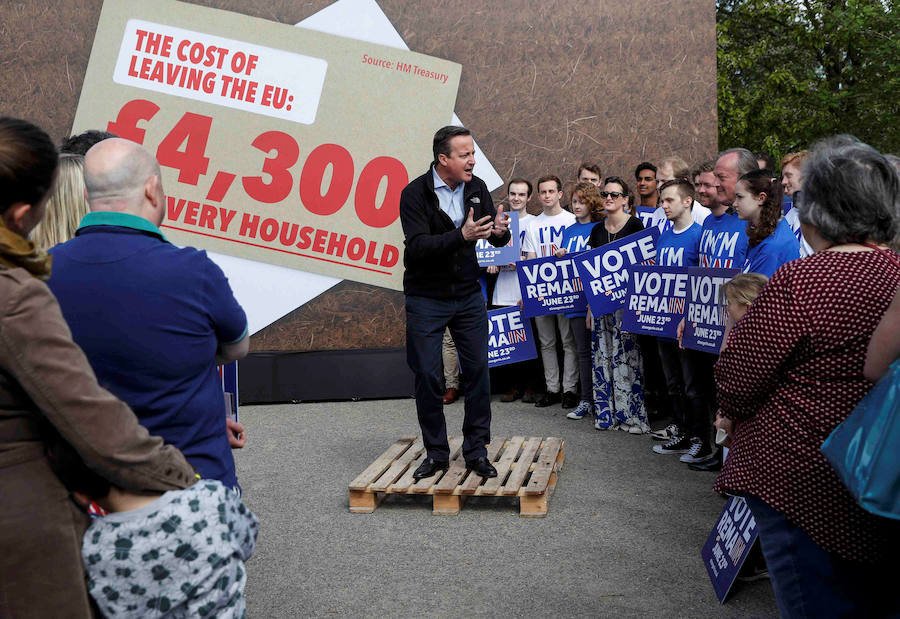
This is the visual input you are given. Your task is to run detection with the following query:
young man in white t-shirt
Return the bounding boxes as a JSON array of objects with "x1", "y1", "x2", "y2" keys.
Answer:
[
  {"x1": 522, "y1": 175, "x2": 578, "y2": 408},
  {"x1": 489, "y1": 178, "x2": 540, "y2": 402},
  {"x1": 490, "y1": 179, "x2": 534, "y2": 307}
]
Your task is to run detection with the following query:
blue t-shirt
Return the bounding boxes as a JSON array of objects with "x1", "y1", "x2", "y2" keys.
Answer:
[
  {"x1": 742, "y1": 218, "x2": 801, "y2": 277},
  {"x1": 657, "y1": 222, "x2": 702, "y2": 267},
  {"x1": 560, "y1": 221, "x2": 595, "y2": 318},
  {"x1": 698, "y1": 211, "x2": 749, "y2": 269},
  {"x1": 48, "y1": 212, "x2": 248, "y2": 488}
]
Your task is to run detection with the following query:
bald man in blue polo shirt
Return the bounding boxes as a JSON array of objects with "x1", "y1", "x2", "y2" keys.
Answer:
[{"x1": 48, "y1": 138, "x2": 249, "y2": 489}]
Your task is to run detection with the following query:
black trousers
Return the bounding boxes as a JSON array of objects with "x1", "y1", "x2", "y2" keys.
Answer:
[
  {"x1": 638, "y1": 334, "x2": 669, "y2": 418},
  {"x1": 657, "y1": 340, "x2": 716, "y2": 443},
  {"x1": 406, "y1": 292, "x2": 491, "y2": 462}
]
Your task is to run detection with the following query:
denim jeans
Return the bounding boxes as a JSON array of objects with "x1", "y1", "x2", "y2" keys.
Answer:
[
  {"x1": 406, "y1": 292, "x2": 490, "y2": 462},
  {"x1": 745, "y1": 495, "x2": 900, "y2": 619}
]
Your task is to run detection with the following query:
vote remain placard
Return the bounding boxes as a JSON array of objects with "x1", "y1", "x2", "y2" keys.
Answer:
[
  {"x1": 681, "y1": 267, "x2": 740, "y2": 353},
  {"x1": 487, "y1": 306, "x2": 537, "y2": 368},
  {"x1": 574, "y1": 227, "x2": 660, "y2": 317},
  {"x1": 477, "y1": 215, "x2": 519, "y2": 267},
  {"x1": 517, "y1": 253, "x2": 587, "y2": 318},
  {"x1": 701, "y1": 496, "x2": 760, "y2": 603},
  {"x1": 72, "y1": 0, "x2": 461, "y2": 291},
  {"x1": 621, "y1": 265, "x2": 689, "y2": 338}
]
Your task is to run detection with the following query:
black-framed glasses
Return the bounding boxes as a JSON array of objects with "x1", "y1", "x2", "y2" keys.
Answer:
[{"x1": 600, "y1": 191, "x2": 624, "y2": 198}]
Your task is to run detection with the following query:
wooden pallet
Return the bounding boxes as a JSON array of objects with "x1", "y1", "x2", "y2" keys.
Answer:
[{"x1": 348, "y1": 436, "x2": 565, "y2": 517}]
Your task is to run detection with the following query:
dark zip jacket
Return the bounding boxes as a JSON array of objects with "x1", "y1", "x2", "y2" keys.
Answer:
[{"x1": 399, "y1": 166, "x2": 510, "y2": 298}]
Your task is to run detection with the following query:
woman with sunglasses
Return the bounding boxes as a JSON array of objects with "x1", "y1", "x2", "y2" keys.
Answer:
[{"x1": 586, "y1": 177, "x2": 649, "y2": 433}]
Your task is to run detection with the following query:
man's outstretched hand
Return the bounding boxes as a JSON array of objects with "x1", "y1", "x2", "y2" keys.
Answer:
[{"x1": 461, "y1": 207, "x2": 493, "y2": 241}]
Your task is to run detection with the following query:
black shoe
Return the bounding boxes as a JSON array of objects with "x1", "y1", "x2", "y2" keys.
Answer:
[
  {"x1": 500, "y1": 388, "x2": 522, "y2": 403},
  {"x1": 535, "y1": 391, "x2": 561, "y2": 408},
  {"x1": 412, "y1": 457, "x2": 449, "y2": 480},
  {"x1": 465, "y1": 456, "x2": 498, "y2": 478},
  {"x1": 688, "y1": 449, "x2": 723, "y2": 472},
  {"x1": 521, "y1": 389, "x2": 539, "y2": 404},
  {"x1": 561, "y1": 391, "x2": 579, "y2": 409}
]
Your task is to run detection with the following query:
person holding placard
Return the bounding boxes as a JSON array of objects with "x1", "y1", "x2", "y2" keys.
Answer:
[
  {"x1": 587, "y1": 177, "x2": 649, "y2": 433},
  {"x1": 400, "y1": 126, "x2": 510, "y2": 480},
  {"x1": 733, "y1": 170, "x2": 800, "y2": 278},
  {"x1": 555, "y1": 182, "x2": 603, "y2": 420},
  {"x1": 491, "y1": 178, "x2": 541, "y2": 403},
  {"x1": 523, "y1": 175, "x2": 578, "y2": 409},
  {"x1": 713, "y1": 137, "x2": 900, "y2": 617},
  {"x1": 650, "y1": 179, "x2": 714, "y2": 462}
]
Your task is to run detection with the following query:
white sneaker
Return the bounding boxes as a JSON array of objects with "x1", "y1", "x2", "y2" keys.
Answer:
[
  {"x1": 628, "y1": 422, "x2": 650, "y2": 435},
  {"x1": 594, "y1": 420, "x2": 617, "y2": 431}
]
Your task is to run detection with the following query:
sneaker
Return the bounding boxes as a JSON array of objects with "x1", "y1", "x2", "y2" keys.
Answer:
[
  {"x1": 521, "y1": 389, "x2": 538, "y2": 404},
  {"x1": 652, "y1": 434, "x2": 691, "y2": 454},
  {"x1": 628, "y1": 422, "x2": 650, "y2": 435},
  {"x1": 594, "y1": 419, "x2": 617, "y2": 431},
  {"x1": 679, "y1": 438, "x2": 714, "y2": 463},
  {"x1": 650, "y1": 424, "x2": 680, "y2": 441},
  {"x1": 535, "y1": 391, "x2": 561, "y2": 407},
  {"x1": 567, "y1": 401, "x2": 592, "y2": 420},
  {"x1": 561, "y1": 391, "x2": 579, "y2": 409}
]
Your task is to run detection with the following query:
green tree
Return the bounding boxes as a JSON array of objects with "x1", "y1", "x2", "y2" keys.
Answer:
[{"x1": 717, "y1": 0, "x2": 899, "y2": 164}]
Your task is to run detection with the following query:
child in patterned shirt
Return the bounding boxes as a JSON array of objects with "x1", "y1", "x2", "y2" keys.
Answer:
[{"x1": 49, "y1": 438, "x2": 259, "y2": 618}]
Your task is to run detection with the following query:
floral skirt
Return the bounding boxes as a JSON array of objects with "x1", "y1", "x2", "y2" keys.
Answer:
[{"x1": 591, "y1": 309, "x2": 647, "y2": 428}]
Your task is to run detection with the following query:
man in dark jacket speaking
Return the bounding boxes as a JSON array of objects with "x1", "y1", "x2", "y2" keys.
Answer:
[{"x1": 400, "y1": 126, "x2": 510, "y2": 480}]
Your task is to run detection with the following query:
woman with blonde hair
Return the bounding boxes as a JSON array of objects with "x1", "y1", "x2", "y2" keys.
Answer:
[{"x1": 29, "y1": 153, "x2": 88, "y2": 250}]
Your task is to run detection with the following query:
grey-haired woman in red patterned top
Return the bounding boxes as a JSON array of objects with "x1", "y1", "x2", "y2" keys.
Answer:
[{"x1": 713, "y1": 136, "x2": 900, "y2": 619}]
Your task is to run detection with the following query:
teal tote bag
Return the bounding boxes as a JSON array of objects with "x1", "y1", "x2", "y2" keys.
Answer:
[{"x1": 822, "y1": 359, "x2": 900, "y2": 520}]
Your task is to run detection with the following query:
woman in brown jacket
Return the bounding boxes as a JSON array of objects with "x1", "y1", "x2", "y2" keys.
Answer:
[{"x1": 0, "y1": 117, "x2": 196, "y2": 616}]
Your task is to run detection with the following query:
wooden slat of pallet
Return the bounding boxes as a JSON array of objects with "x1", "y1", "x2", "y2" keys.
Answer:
[
  {"x1": 370, "y1": 438, "x2": 425, "y2": 492},
  {"x1": 410, "y1": 436, "x2": 464, "y2": 494},
  {"x1": 348, "y1": 438, "x2": 415, "y2": 491},
  {"x1": 441, "y1": 436, "x2": 508, "y2": 495},
  {"x1": 501, "y1": 437, "x2": 542, "y2": 496},
  {"x1": 433, "y1": 457, "x2": 470, "y2": 495},
  {"x1": 476, "y1": 436, "x2": 524, "y2": 495},
  {"x1": 523, "y1": 438, "x2": 563, "y2": 495}
]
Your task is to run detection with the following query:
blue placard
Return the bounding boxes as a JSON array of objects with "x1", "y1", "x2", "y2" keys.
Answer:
[
  {"x1": 574, "y1": 227, "x2": 660, "y2": 317},
  {"x1": 701, "y1": 496, "x2": 760, "y2": 603},
  {"x1": 681, "y1": 267, "x2": 740, "y2": 352},
  {"x1": 635, "y1": 206, "x2": 656, "y2": 229},
  {"x1": 487, "y1": 306, "x2": 537, "y2": 367},
  {"x1": 621, "y1": 265, "x2": 689, "y2": 338},
  {"x1": 476, "y1": 215, "x2": 519, "y2": 266},
  {"x1": 517, "y1": 253, "x2": 587, "y2": 317}
]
